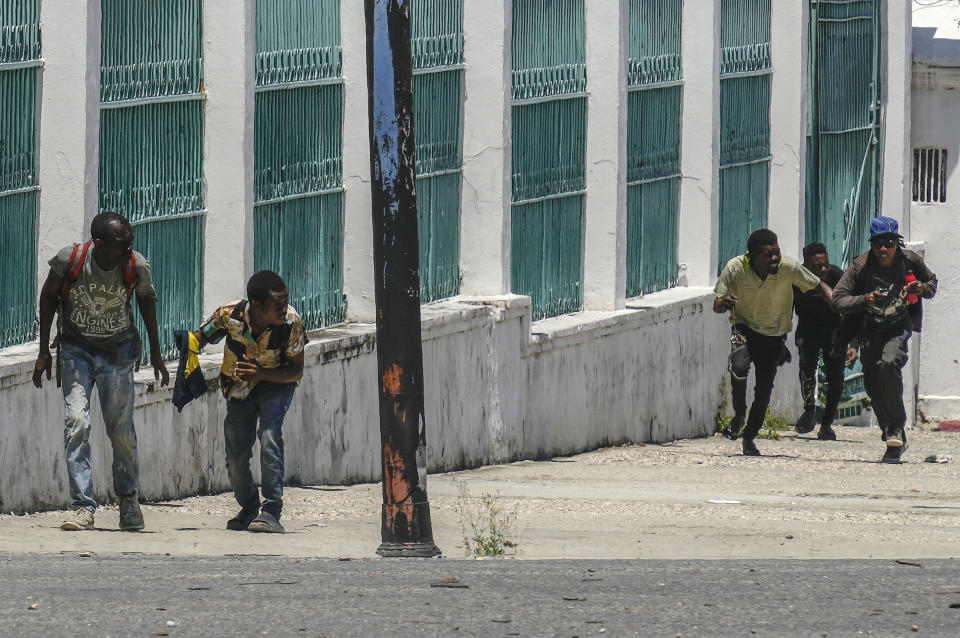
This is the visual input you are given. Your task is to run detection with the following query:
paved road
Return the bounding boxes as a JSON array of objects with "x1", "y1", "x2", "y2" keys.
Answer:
[{"x1": 4, "y1": 553, "x2": 960, "y2": 637}]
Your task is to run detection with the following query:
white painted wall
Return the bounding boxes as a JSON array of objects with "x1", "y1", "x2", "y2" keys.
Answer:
[
  {"x1": 202, "y1": 0, "x2": 255, "y2": 315},
  {"x1": 582, "y1": 0, "x2": 628, "y2": 310},
  {"x1": 678, "y1": 0, "x2": 720, "y2": 287},
  {"x1": 0, "y1": 293, "x2": 727, "y2": 513},
  {"x1": 341, "y1": 0, "x2": 376, "y2": 323},
  {"x1": 910, "y1": 90, "x2": 960, "y2": 416},
  {"x1": 459, "y1": 0, "x2": 512, "y2": 297},
  {"x1": 906, "y1": 1, "x2": 959, "y2": 422},
  {"x1": 768, "y1": 0, "x2": 808, "y2": 258},
  {"x1": 883, "y1": 0, "x2": 913, "y2": 231},
  {"x1": 36, "y1": 0, "x2": 99, "y2": 280}
]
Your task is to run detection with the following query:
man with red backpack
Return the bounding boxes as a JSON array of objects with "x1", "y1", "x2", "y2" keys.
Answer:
[{"x1": 32, "y1": 212, "x2": 169, "y2": 531}]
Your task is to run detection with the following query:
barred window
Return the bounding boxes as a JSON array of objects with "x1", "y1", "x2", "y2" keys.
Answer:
[
  {"x1": 511, "y1": 0, "x2": 588, "y2": 320},
  {"x1": 912, "y1": 148, "x2": 947, "y2": 204}
]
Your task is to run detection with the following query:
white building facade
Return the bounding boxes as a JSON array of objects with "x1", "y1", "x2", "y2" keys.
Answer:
[
  {"x1": 0, "y1": 0, "x2": 917, "y2": 512},
  {"x1": 910, "y1": 0, "x2": 960, "y2": 423}
]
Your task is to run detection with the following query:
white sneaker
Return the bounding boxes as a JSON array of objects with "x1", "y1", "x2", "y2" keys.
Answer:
[{"x1": 61, "y1": 507, "x2": 94, "y2": 531}]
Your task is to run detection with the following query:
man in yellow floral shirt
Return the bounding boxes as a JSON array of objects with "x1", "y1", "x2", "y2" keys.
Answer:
[{"x1": 195, "y1": 270, "x2": 306, "y2": 533}]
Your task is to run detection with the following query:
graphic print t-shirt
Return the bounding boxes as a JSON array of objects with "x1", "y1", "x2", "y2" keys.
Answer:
[{"x1": 49, "y1": 245, "x2": 158, "y2": 361}]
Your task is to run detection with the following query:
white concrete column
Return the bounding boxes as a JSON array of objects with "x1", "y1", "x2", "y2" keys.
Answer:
[
  {"x1": 202, "y1": 0, "x2": 255, "y2": 315},
  {"x1": 678, "y1": 0, "x2": 721, "y2": 286},
  {"x1": 582, "y1": 0, "x2": 628, "y2": 311},
  {"x1": 37, "y1": 0, "x2": 100, "y2": 283},
  {"x1": 882, "y1": 0, "x2": 912, "y2": 234},
  {"x1": 459, "y1": 0, "x2": 512, "y2": 297},
  {"x1": 768, "y1": 0, "x2": 808, "y2": 258},
  {"x1": 341, "y1": 0, "x2": 376, "y2": 322}
]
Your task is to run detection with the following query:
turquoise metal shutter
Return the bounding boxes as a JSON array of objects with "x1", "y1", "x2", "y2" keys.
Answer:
[
  {"x1": 99, "y1": 0, "x2": 205, "y2": 362},
  {"x1": 511, "y1": 0, "x2": 587, "y2": 320},
  {"x1": 254, "y1": 0, "x2": 345, "y2": 329},
  {"x1": 806, "y1": 0, "x2": 882, "y2": 265},
  {"x1": 717, "y1": 0, "x2": 771, "y2": 272},
  {"x1": 0, "y1": 1, "x2": 40, "y2": 348},
  {"x1": 626, "y1": 0, "x2": 683, "y2": 297},
  {"x1": 412, "y1": 0, "x2": 463, "y2": 302}
]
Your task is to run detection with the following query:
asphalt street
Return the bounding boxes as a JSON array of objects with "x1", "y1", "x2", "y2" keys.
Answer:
[{"x1": 3, "y1": 553, "x2": 960, "y2": 637}]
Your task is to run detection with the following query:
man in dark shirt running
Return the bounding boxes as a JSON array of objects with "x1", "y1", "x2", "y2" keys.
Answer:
[
  {"x1": 833, "y1": 217, "x2": 937, "y2": 464},
  {"x1": 793, "y1": 243, "x2": 857, "y2": 441}
]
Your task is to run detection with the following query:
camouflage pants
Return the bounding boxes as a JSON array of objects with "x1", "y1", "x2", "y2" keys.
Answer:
[{"x1": 796, "y1": 332, "x2": 845, "y2": 425}]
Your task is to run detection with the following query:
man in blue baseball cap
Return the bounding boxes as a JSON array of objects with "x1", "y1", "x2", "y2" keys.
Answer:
[{"x1": 833, "y1": 216, "x2": 938, "y2": 463}]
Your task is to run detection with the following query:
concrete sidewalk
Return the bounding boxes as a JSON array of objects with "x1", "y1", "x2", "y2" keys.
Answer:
[{"x1": 3, "y1": 425, "x2": 960, "y2": 560}]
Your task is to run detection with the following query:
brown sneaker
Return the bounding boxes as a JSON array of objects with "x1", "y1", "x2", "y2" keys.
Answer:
[{"x1": 61, "y1": 507, "x2": 94, "y2": 531}]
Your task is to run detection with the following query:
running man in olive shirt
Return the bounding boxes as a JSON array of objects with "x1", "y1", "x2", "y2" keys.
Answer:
[{"x1": 714, "y1": 229, "x2": 831, "y2": 456}]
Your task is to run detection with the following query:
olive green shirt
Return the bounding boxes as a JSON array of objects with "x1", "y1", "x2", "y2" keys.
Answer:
[{"x1": 715, "y1": 254, "x2": 820, "y2": 337}]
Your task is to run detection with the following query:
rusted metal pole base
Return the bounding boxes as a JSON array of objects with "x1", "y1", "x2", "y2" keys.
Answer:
[{"x1": 376, "y1": 500, "x2": 441, "y2": 557}]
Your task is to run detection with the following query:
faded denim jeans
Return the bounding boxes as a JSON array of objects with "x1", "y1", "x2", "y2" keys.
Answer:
[
  {"x1": 223, "y1": 381, "x2": 296, "y2": 519},
  {"x1": 61, "y1": 345, "x2": 139, "y2": 512}
]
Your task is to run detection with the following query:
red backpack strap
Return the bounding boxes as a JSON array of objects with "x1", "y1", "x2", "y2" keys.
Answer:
[
  {"x1": 121, "y1": 252, "x2": 138, "y2": 300},
  {"x1": 60, "y1": 241, "x2": 93, "y2": 300}
]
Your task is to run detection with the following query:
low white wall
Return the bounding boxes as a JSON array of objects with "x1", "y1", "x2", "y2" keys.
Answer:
[{"x1": 0, "y1": 290, "x2": 739, "y2": 513}]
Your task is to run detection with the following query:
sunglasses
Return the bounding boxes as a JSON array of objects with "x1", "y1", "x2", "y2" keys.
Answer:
[{"x1": 870, "y1": 238, "x2": 898, "y2": 249}]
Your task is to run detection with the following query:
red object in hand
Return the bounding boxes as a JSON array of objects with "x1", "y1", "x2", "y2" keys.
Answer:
[{"x1": 905, "y1": 273, "x2": 919, "y2": 304}]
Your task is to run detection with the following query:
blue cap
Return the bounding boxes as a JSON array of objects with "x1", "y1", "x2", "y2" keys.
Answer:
[{"x1": 869, "y1": 216, "x2": 902, "y2": 239}]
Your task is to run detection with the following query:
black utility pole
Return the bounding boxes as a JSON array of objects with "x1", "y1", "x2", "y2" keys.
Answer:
[{"x1": 364, "y1": 0, "x2": 441, "y2": 558}]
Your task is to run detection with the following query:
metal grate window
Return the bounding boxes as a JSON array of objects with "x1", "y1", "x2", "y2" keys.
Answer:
[
  {"x1": 99, "y1": 0, "x2": 205, "y2": 362},
  {"x1": 254, "y1": 0, "x2": 345, "y2": 330},
  {"x1": 510, "y1": 0, "x2": 586, "y2": 320},
  {"x1": 0, "y1": 0, "x2": 40, "y2": 348},
  {"x1": 412, "y1": 0, "x2": 463, "y2": 302},
  {"x1": 717, "y1": 0, "x2": 772, "y2": 273},
  {"x1": 912, "y1": 148, "x2": 947, "y2": 204},
  {"x1": 805, "y1": 0, "x2": 883, "y2": 265},
  {"x1": 626, "y1": 0, "x2": 683, "y2": 298}
]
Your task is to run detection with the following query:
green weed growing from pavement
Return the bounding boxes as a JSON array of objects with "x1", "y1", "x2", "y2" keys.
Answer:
[
  {"x1": 757, "y1": 410, "x2": 791, "y2": 440},
  {"x1": 454, "y1": 480, "x2": 517, "y2": 557},
  {"x1": 715, "y1": 379, "x2": 731, "y2": 434}
]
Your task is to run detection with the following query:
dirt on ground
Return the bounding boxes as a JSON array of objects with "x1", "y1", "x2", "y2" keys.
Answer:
[{"x1": 2, "y1": 424, "x2": 960, "y2": 560}]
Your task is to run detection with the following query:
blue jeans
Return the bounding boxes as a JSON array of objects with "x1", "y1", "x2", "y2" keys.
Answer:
[
  {"x1": 61, "y1": 345, "x2": 138, "y2": 512},
  {"x1": 223, "y1": 382, "x2": 296, "y2": 519}
]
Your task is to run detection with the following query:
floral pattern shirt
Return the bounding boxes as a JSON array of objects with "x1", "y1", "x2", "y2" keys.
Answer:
[{"x1": 199, "y1": 300, "x2": 306, "y2": 400}]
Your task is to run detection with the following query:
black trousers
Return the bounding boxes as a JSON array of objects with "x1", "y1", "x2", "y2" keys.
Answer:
[
  {"x1": 859, "y1": 320, "x2": 911, "y2": 440},
  {"x1": 796, "y1": 332, "x2": 845, "y2": 426},
  {"x1": 729, "y1": 325, "x2": 788, "y2": 440}
]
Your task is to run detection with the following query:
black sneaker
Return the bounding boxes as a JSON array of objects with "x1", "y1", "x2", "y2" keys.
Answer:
[
  {"x1": 795, "y1": 408, "x2": 817, "y2": 434},
  {"x1": 227, "y1": 507, "x2": 259, "y2": 531},
  {"x1": 817, "y1": 424, "x2": 837, "y2": 441},
  {"x1": 742, "y1": 438, "x2": 760, "y2": 456},
  {"x1": 882, "y1": 440, "x2": 909, "y2": 464},
  {"x1": 722, "y1": 415, "x2": 745, "y2": 441}
]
